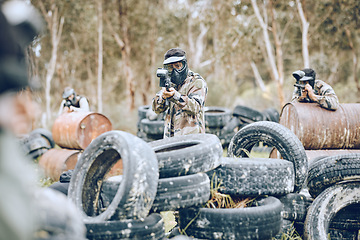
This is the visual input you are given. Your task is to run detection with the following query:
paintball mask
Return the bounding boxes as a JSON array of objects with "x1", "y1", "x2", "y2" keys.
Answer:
[
  {"x1": 299, "y1": 76, "x2": 315, "y2": 89},
  {"x1": 301, "y1": 68, "x2": 316, "y2": 89},
  {"x1": 163, "y1": 55, "x2": 188, "y2": 86},
  {"x1": 62, "y1": 87, "x2": 77, "y2": 105},
  {"x1": 292, "y1": 70, "x2": 305, "y2": 82}
]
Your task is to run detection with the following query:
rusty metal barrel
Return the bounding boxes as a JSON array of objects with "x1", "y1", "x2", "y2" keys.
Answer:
[
  {"x1": 38, "y1": 148, "x2": 80, "y2": 181},
  {"x1": 52, "y1": 112, "x2": 112, "y2": 150},
  {"x1": 279, "y1": 102, "x2": 360, "y2": 150}
]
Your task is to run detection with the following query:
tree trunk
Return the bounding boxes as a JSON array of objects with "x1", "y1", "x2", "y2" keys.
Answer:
[
  {"x1": 251, "y1": 0, "x2": 284, "y2": 106},
  {"x1": 119, "y1": 0, "x2": 135, "y2": 111},
  {"x1": 97, "y1": 0, "x2": 103, "y2": 113},
  {"x1": 39, "y1": 1, "x2": 64, "y2": 126},
  {"x1": 250, "y1": 61, "x2": 266, "y2": 92},
  {"x1": 142, "y1": 6, "x2": 157, "y2": 105},
  {"x1": 345, "y1": 28, "x2": 360, "y2": 97},
  {"x1": 296, "y1": 0, "x2": 310, "y2": 68}
]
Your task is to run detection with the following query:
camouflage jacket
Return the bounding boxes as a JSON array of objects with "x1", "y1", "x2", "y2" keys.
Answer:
[
  {"x1": 152, "y1": 70, "x2": 208, "y2": 138},
  {"x1": 291, "y1": 79, "x2": 339, "y2": 110}
]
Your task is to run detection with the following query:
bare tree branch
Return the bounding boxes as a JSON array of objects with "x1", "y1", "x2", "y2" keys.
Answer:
[
  {"x1": 97, "y1": 0, "x2": 103, "y2": 113},
  {"x1": 296, "y1": 0, "x2": 310, "y2": 68}
]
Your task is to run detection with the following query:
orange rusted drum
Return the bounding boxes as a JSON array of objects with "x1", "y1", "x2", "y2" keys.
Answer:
[
  {"x1": 279, "y1": 102, "x2": 360, "y2": 150},
  {"x1": 38, "y1": 148, "x2": 80, "y2": 181},
  {"x1": 52, "y1": 111, "x2": 112, "y2": 150}
]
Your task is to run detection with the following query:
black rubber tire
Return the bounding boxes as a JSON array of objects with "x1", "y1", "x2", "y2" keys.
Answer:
[
  {"x1": 101, "y1": 173, "x2": 211, "y2": 213},
  {"x1": 221, "y1": 117, "x2": 241, "y2": 135},
  {"x1": 85, "y1": 213, "x2": 165, "y2": 240},
  {"x1": 137, "y1": 105, "x2": 150, "y2": 131},
  {"x1": 304, "y1": 181, "x2": 360, "y2": 240},
  {"x1": 151, "y1": 173, "x2": 210, "y2": 212},
  {"x1": 279, "y1": 193, "x2": 312, "y2": 222},
  {"x1": 205, "y1": 126, "x2": 222, "y2": 136},
  {"x1": 148, "y1": 133, "x2": 222, "y2": 178},
  {"x1": 205, "y1": 126, "x2": 235, "y2": 148},
  {"x1": 30, "y1": 128, "x2": 55, "y2": 148},
  {"x1": 136, "y1": 131, "x2": 163, "y2": 142},
  {"x1": 232, "y1": 105, "x2": 264, "y2": 122},
  {"x1": 330, "y1": 204, "x2": 360, "y2": 230},
  {"x1": 68, "y1": 130, "x2": 159, "y2": 223},
  {"x1": 262, "y1": 107, "x2": 280, "y2": 122},
  {"x1": 139, "y1": 118, "x2": 164, "y2": 135},
  {"x1": 137, "y1": 105, "x2": 150, "y2": 121},
  {"x1": 227, "y1": 121, "x2": 308, "y2": 193},
  {"x1": 307, "y1": 153, "x2": 360, "y2": 198},
  {"x1": 218, "y1": 132, "x2": 236, "y2": 149},
  {"x1": 206, "y1": 157, "x2": 295, "y2": 196},
  {"x1": 204, "y1": 106, "x2": 232, "y2": 128},
  {"x1": 48, "y1": 182, "x2": 70, "y2": 196},
  {"x1": 34, "y1": 188, "x2": 87, "y2": 239},
  {"x1": 146, "y1": 133, "x2": 163, "y2": 141},
  {"x1": 328, "y1": 228, "x2": 359, "y2": 240},
  {"x1": 20, "y1": 134, "x2": 51, "y2": 159},
  {"x1": 178, "y1": 196, "x2": 282, "y2": 240},
  {"x1": 29, "y1": 146, "x2": 49, "y2": 160},
  {"x1": 29, "y1": 137, "x2": 51, "y2": 151}
]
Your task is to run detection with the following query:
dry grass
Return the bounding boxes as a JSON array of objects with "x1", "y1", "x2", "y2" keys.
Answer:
[{"x1": 206, "y1": 172, "x2": 254, "y2": 209}]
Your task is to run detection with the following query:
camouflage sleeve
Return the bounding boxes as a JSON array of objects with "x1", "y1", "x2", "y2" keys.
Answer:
[
  {"x1": 169, "y1": 78, "x2": 207, "y2": 115},
  {"x1": 151, "y1": 90, "x2": 168, "y2": 114},
  {"x1": 317, "y1": 83, "x2": 339, "y2": 110}
]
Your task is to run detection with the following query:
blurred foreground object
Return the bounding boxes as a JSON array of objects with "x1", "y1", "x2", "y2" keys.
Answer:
[{"x1": 0, "y1": 1, "x2": 48, "y2": 239}]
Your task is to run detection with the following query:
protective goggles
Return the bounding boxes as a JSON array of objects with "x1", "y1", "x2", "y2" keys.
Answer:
[{"x1": 164, "y1": 61, "x2": 185, "y2": 73}]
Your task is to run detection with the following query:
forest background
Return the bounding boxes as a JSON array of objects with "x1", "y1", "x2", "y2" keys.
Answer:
[{"x1": 28, "y1": 0, "x2": 360, "y2": 134}]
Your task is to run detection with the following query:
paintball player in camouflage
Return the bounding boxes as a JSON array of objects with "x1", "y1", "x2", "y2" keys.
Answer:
[
  {"x1": 291, "y1": 68, "x2": 339, "y2": 111},
  {"x1": 58, "y1": 87, "x2": 90, "y2": 115},
  {"x1": 152, "y1": 48, "x2": 208, "y2": 138}
]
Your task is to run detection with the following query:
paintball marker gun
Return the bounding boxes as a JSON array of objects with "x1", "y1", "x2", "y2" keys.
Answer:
[
  {"x1": 64, "y1": 100, "x2": 72, "y2": 108},
  {"x1": 156, "y1": 68, "x2": 171, "y2": 91},
  {"x1": 292, "y1": 70, "x2": 306, "y2": 96},
  {"x1": 294, "y1": 83, "x2": 306, "y2": 95}
]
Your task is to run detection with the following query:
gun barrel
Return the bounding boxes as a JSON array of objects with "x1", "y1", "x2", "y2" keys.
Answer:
[{"x1": 294, "y1": 83, "x2": 305, "y2": 88}]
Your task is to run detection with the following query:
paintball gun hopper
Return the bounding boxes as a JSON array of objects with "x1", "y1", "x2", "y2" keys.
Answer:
[{"x1": 156, "y1": 68, "x2": 171, "y2": 90}]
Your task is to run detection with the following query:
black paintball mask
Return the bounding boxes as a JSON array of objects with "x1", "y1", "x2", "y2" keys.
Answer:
[
  {"x1": 301, "y1": 68, "x2": 316, "y2": 88},
  {"x1": 62, "y1": 87, "x2": 76, "y2": 105},
  {"x1": 299, "y1": 76, "x2": 315, "y2": 88},
  {"x1": 163, "y1": 55, "x2": 188, "y2": 86},
  {"x1": 292, "y1": 70, "x2": 305, "y2": 82}
]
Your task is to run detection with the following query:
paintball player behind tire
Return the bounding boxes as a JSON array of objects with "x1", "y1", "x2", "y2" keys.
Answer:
[
  {"x1": 152, "y1": 48, "x2": 208, "y2": 138},
  {"x1": 58, "y1": 87, "x2": 90, "y2": 115},
  {"x1": 291, "y1": 68, "x2": 339, "y2": 111}
]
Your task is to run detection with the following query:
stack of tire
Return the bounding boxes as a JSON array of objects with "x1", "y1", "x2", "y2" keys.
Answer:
[
  {"x1": 205, "y1": 105, "x2": 280, "y2": 148},
  {"x1": 67, "y1": 131, "x2": 223, "y2": 239},
  {"x1": 177, "y1": 121, "x2": 308, "y2": 239},
  {"x1": 300, "y1": 153, "x2": 360, "y2": 239},
  {"x1": 137, "y1": 105, "x2": 165, "y2": 142},
  {"x1": 204, "y1": 106, "x2": 233, "y2": 147},
  {"x1": 68, "y1": 121, "x2": 360, "y2": 239},
  {"x1": 224, "y1": 121, "x2": 360, "y2": 239},
  {"x1": 18, "y1": 128, "x2": 55, "y2": 160}
]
